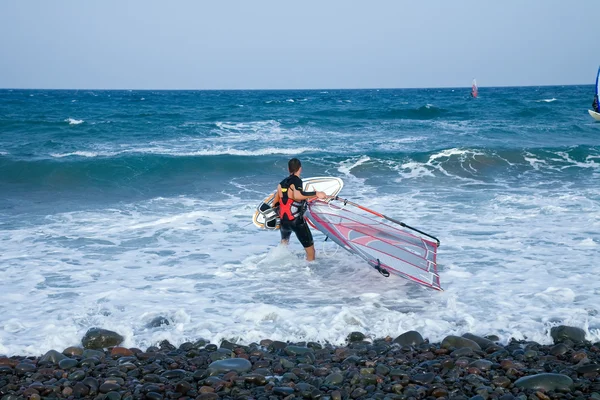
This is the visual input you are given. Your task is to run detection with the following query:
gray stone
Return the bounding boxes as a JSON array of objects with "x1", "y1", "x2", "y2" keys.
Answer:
[
  {"x1": 82, "y1": 328, "x2": 124, "y2": 349},
  {"x1": 576, "y1": 363, "x2": 600, "y2": 374},
  {"x1": 451, "y1": 347, "x2": 474, "y2": 357},
  {"x1": 147, "y1": 316, "x2": 170, "y2": 328},
  {"x1": 376, "y1": 364, "x2": 390, "y2": 376},
  {"x1": 550, "y1": 325, "x2": 586, "y2": 343},
  {"x1": 324, "y1": 372, "x2": 344, "y2": 385},
  {"x1": 393, "y1": 331, "x2": 424, "y2": 347},
  {"x1": 160, "y1": 369, "x2": 188, "y2": 379},
  {"x1": 62, "y1": 346, "x2": 84, "y2": 356},
  {"x1": 550, "y1": 343, "x2": 569, "y2": 356},
  {"x1": 209, "y1": 348, "x2": 232, "y2": 361},
  {"x1": 40, "y1": 349, "x2": 67, "y2": 364},
  {"x1": 106, "y1": 391, "x2": 122, "y2": 400},
  {"x1": 82, "y1": 349, "x2": 105, "y2": 360},
  {"x1": 68, "y1": 370, "x2": 87, "y2": 381},
  {"x1": 347, "y1": 331, "x2": 366, "y2": 342},
  {"x1": 284, "y1": 345, "x2": 314, "y2": 356},
  {"x1": 462, "y1": 333, "x2": 495, "y2": 349},
  {"x1": 273, "y1": 387, "x2": 294, "y2": 396},
  {"x1": 280, "y1": 358, "x2": 295, "y2": 369},
  {"x1": 514, "y1": 373, "x2": 573, "y2": 391},
  {"x1": 196, "y1": 394, "x2": 218, "y2": 400},
  {"x1": 441, "y1": 335, "x2": 481, "y2": 350},
  {"x1": 469, "y1": 359, "x2": 493, "y2": 371},
  {"x1": 58, "y1": 358, "x2": 79, "y2": 369},
  {"x1": 243, "y1": 374, "x2": 267, "y2": 385},
  {"x1": 296, "y1": 382, "x2": 316, "y2": 397},
  {"x1": 412, "y1": 372, "x2": 435, "y2": 384},
  {"x1": 72, "y1": 382, "x2": 90, "y2": 397},
  {"x1": 15, "y1": 362, "x2": 36, "y2": 375},
  {"x1": 361, "y1": 374, "x2": 378, "y2": 385},
  {"x1": 99, "y1": 382, "x2": 121, "y2": 393},
  {"x1": 208, "y1": 358, "x2": 252, "y2": 374}
]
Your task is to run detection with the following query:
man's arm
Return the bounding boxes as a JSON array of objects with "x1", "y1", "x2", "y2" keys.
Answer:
[
  {"x1": 289, "y1": 185, "x2": 326, "y2": 201},
  {"x1": 272, "y1": 185, "x2": 281, "y2": 207}
]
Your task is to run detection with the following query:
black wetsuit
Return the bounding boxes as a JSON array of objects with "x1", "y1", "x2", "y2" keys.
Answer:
[
  {"x1": 593, "y1": 95, "x2": 599, "y2": 113},
  {"x1": 278, "y1": 175, "x2": 314, "y2": 248}
]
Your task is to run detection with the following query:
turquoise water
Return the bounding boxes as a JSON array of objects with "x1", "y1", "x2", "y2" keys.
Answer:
[{"x1": 1, "y1": 87, "x2": 599, "y2": 355}]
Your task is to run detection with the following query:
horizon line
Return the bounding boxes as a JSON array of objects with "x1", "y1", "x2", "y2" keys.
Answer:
[{"x1": 0, "y1": 83, "x2": 593, "y2": 91}]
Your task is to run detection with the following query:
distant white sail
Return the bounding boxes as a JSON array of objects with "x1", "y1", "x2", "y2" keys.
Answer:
[
  {"x1": 590, "y1": 67, "x2": 600, "y2": 120},
  {"x1": 595, "y1": 67, "x2": 600, "y2": 99}
]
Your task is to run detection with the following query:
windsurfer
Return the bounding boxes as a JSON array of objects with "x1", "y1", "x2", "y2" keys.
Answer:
[
  {"x1": 272, "y1": 158, "x2": 326, "y2": 261},
  {"x1": 593, "y1": 94, "x2": 599, "y2": 113}
]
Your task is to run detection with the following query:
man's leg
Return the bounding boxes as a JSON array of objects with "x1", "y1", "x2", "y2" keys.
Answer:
[
  {"x1": 294, "y1": 219, "x2": 315, "y2": 261},
  {"x1": 280, "y1": 224, "x2": 292, "y2": 245},
  {"x1": 304, "y1": 245, "x2": 315, "y2": 261}
]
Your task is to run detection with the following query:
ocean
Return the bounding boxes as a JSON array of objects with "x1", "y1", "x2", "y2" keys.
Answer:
[{"x1": 0, "y1": 86, "x2": 598, "y2": 356}]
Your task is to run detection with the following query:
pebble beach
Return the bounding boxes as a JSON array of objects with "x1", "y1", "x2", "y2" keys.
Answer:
[{"x1": 1, "y1": 325, "x2": 599, "y2": 400}]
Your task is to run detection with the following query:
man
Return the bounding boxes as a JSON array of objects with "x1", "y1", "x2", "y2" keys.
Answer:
[
  {"x1": 593, "y1": 94, "x2": 599, "y2": 113},
  {"x1": 272, "y1": 158, "x2": 326, "y2": 261}
]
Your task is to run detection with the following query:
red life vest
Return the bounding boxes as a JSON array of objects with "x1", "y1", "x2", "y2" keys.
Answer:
[
  {"x1": 278, "y1": 177, "x2": 302, "y2": 222},
  {"x1": 279, "y1": 192, "x2": 295, "y2": 221}
]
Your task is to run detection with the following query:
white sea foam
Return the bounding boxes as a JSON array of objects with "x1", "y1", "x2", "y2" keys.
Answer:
[
  {"x1": 65, "y1": 118, "x2": 84, "y2": 125},
  {"x1": 50, "y1": 151, "x2": 111, "y2": 158},
  {"x1": 556, "y1": 151, "x2": 599, "y2": 170},
  {"x1": 523, "y1": 152, "x2": 551, "y2": 171},
  {"x1": 1, "y1": 182, "x2": 599, "y2": 356},
  {"x1": 536, "y1": 98, "x2": 557, "y2": 103},
  {"x1": 337, "y1": 156, "x2": 371, "y2": 179},
  {"x1": 393, "y1": 161, "x2": 436, "y2": 180},
  {"x1": 215, "y1": 120, "x2": 281, "y2": 134},
  {"x1": 388, "y1": 148, "x2": 487, "y2": 183},
  {"x1": 49, "y1": 146, "x2": 321, "y2": 158}
]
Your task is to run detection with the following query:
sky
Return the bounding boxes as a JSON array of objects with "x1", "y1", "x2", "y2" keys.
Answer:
[{"x1": 0, "y1": 1, "x2": 597, "y2": 90}]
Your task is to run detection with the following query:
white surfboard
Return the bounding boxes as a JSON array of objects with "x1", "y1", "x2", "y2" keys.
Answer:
[
  {"x1": 589, "y1": 109, "x2": 600, "y2": 121},
  {"x1": 252, "y1": 177, "x2": 344, "y2": 229}
]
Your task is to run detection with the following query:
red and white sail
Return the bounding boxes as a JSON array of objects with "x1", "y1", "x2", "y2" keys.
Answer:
[
  {"x1": 306, "y1": 198, "x2": 442, "y2": 291},
  {"x1": 471, "y1": 79, "x2": 478, "y2": 98}
]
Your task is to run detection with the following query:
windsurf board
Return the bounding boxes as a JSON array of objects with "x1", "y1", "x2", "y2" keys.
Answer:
[
  {"x1": 589, "y1": 109, "x2": 600, "y2": 121},
  {"x1": 252, "y1": 176, "x2": 344, "y2": 229}
]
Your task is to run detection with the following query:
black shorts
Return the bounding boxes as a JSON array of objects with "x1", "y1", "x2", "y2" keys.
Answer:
[{"x1": 280, "y1": 217, "x2": 314, "y2": 248}]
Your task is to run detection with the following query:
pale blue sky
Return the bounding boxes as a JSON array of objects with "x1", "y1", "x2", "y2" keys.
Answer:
[{"x1": 0, "y1": 1, "x2": 596, "y2": 89}]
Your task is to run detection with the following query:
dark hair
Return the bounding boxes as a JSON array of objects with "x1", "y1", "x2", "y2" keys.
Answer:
[{"x1": 288, "y1": 158, "x2": 301, "y2": 173}]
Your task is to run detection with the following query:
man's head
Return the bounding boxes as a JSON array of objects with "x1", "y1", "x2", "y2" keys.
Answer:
[{"x1": 288, "y1": 158, "x2": 302, "y2": 174}]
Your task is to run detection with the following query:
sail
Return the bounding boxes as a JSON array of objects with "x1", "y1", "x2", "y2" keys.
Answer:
[
  {"x1": 306, "y1": 199, "x2": 442, "y2": 291},
  {"x1": 592, "y1": 66, "x2": 600, "y2": 118},
  {"x1": 596, "y1": 67, "x2": 600, "y2": 99},
  {"x1": 471, "y1": 79, "x2": 478, "y2": 98}
]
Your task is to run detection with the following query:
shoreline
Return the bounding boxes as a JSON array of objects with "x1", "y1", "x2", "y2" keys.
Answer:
[{"x1": 1, "y1": 326, "x2": 599, "y2": 399}]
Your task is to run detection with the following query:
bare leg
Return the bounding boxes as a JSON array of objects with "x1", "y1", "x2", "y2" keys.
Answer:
[
  {"x1": 280, "y1": 239, "x2": 289, "y2": 246},
  {"x1": 304, "y1": 245, "x2": 315, "y2": 261}
]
